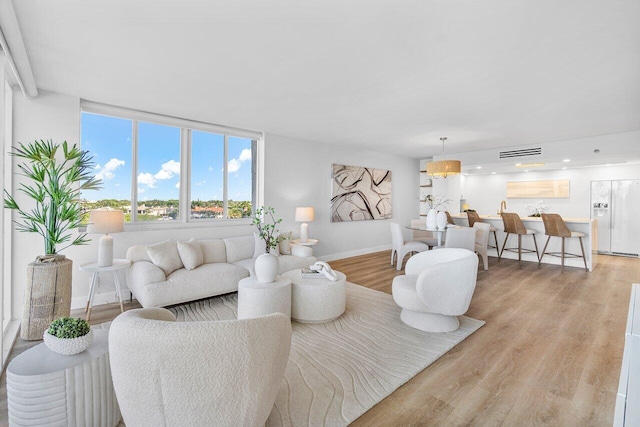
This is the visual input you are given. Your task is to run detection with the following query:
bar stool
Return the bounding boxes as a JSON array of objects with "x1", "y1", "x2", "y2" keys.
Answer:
[
  {"x1": 499, "y1": 212, "x2": 539, "y2": 262},
  {"x1": 467, "y1": 211, "x2": 499, "y2": 250},
  {"x1": 539, "y1": 213, "x2": 588, "y2": 271},
  {"x1": 445, "y1": 211, "x2": 456, "y2": 226}
]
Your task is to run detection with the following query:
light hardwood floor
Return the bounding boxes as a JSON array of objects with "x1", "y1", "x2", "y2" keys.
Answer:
[{"x1": 1, "y1": 252, "x2": 638, "y2": 426}]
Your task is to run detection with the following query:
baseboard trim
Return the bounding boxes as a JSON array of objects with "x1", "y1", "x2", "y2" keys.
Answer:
[
  {"x1": 318, "y1": 245, "x2": 391, "y2": 262},
  {"x1": 71, "y1": 290, "x2": 132, "y2": 311}
]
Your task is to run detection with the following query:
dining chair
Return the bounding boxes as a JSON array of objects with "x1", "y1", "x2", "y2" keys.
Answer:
[
  {"x1": 410, "y1": 219, "x2": 439, "y2": 248},
  {"x1": 443, "y1": 227, "x2": 476, "y2": 251},
  {"x1": 473, "y1": 222, "x2": 491, "y2": 270},
  {"x1": 499, "y1": 212, "x2": 539, "y2": 262},
  {"x1": 466, "y1": 211, "x2": 499, "y2": 250},
  {"x1": 390, "y1": 223, "x2": 430, "y2": 270},
  {"x1": 539, "y1": 213, "x2": 588, "y2": 271}
]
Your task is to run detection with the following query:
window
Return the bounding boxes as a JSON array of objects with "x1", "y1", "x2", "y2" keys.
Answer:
[{"x1": 80, "y1": 103, "x2": 260, "y2": 224}]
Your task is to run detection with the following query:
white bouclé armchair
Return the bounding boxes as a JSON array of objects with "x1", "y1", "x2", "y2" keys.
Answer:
[
  {"x1": 109, "y1": 308, "x2": 292, "y2": 427},
  {"x1": 392, "y1": 248, "x2": 479, "y2": 332}
]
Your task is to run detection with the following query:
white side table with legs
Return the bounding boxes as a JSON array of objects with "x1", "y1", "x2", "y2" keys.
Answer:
[{"x1": 79, "y1": 259, "x2": 131, "y2": 321}]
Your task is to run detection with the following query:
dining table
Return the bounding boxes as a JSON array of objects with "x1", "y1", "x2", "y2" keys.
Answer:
[{"x1": 405, "y1": 224, "x2": 457, "y2": 247}]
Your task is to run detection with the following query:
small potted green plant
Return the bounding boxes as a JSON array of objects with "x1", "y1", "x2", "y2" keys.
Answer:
[{"x1": 43, "y1": 317, "x2": 94, "y2": 355}]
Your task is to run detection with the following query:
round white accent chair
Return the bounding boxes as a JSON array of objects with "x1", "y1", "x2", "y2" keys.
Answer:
[
  {"x1": 109, "y1": 308, "x2": 292, "y2": 427},
  {"x1": 392, "y1": 248, "x2": 479, "y2": 332}
]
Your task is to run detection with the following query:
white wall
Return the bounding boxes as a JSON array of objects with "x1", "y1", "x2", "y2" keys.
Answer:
[
  {"x1": 264, "y1": 133, "x2": 419, "y2": 261},
  {"x1": 9, "y1": 91, "x2": 419, "y2": 313},
  {"x1": 461, "y1": 164, "x2": 640, "y2": 218}
]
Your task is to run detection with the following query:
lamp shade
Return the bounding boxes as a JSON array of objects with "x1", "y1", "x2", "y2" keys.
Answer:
[
  {"x1": 426, "y1": 160, "x2": 461, "y2": 178},
  {"x1": 294, "y1": 207, "x2": 315, "y2": 222},
  {"x1": 87, "y1": 210, "x2": 124, "y2": 234}
]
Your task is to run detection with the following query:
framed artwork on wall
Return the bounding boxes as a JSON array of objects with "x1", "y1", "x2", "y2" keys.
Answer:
[{"x1": 330, "y1": 164, "x2": 392, "y2": 222}]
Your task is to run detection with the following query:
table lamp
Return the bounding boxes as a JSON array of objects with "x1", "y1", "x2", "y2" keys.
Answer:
[
  {"x1": 87, "y1": 210, "x2": 125, "y2": 267},
  {"x1": 295, "y1": 207, "x2": 315, "y2": 243}
]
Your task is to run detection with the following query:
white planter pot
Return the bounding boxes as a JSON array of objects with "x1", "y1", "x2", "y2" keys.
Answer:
[
  {"x1": 255, "y1": 253, "x2": 279, "y2": 283},
  {"x1": 426, "y1": 209, "x2": 438, "y2": 229},
  {"x1": 43, "y1": 329, "x2": 94, "y2": 355},
  {"x1": 436, "y1": 211, "x2": 448, "y2": 230}
]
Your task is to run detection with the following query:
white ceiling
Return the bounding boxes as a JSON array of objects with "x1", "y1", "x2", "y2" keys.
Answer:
[{"x1": 6, "y1": 0, "x2": 640, "y2": 162}]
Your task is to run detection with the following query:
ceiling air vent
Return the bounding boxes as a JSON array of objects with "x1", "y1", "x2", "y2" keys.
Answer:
[{"x1": 498, "y1": 147, "x2": 542, "y2": 159}]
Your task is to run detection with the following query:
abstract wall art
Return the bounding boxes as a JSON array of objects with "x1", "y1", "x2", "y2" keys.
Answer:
[{"x1": 331, "y1": 164, "x2": 392, "y2": 222}]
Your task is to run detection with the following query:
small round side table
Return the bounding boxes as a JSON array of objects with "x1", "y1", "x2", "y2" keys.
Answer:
[
  {"x1": 237, "y1": 276, "x2": 292, "y2": 320},
  {"x1": 79, "y1": 259, "x2": 131, "y2": 321}
]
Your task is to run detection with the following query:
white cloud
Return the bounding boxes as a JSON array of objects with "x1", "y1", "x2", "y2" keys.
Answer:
[
  {"x1": 227, "y1": 159, "x2": 241, "y2": 173},
  {"x1": 239, "y1": 148, "x2": 252, "y2": 162},
  {"x1": 138, "y1": 172, "x2": 157, "y2": 188},
  {"x1": 195, "y1": 180, "x2": 206, "y2": 186},
  {"x1": 95, "y1": 158, "x2": 125, "y2": 181},
  {"x1": 227, "y1": 149, "x2": 251, "y2": 174},
  {"x1": 175, "y1": 182, "x2": 180, "y2": 189},
  {"x1": 138, "y1": 187, "x2": 146, "y2": 194},
  {"x1": 154, "y1": 160, "x2": 180, "y2": 180}
]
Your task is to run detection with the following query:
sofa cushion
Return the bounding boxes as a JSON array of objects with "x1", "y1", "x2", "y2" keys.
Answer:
[
  {"x1": 134, "y1": 263, "x2": 249, "y2": 308},
  {"x1": 199, "y1": 239, "x2": 227, "y2": 264},
  {"x1": 223, "y1": 236, "x2": 255, "y2": 264},
  {"x1": 146, "y1": 241, "x2": 184, "y2": 276},
  {"x1": 177, "y1": 239, "x2": 204, "y2": 271}
]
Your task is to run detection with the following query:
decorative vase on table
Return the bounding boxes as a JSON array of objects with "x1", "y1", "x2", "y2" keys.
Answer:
[
  {"x1": 426, "y1": 209, "x2": 438, "y2": 229},
  {"x1": 255, "y1": 252, "x2": 279, "y2": 283},
  {"x1": 436, "y1": 211, "x2": 448, "y2": 230}
]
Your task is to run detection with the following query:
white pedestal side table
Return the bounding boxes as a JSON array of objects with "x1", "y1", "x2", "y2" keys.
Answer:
[
  {"x1": 237, "y1": 276, "x2": 292, "y2": 320},
  {"x1": 6, "y1": 328, "x2": 121, "y2": 426},
  {"x1": 79, "y1": 259, "x2": 131, "y2": 321},
  {"x1": 290, "y1": 238, "x2": 318, "y2": 257},
  {"x1": 283, "y1": 269, "x2": 347, "y2": 323}
]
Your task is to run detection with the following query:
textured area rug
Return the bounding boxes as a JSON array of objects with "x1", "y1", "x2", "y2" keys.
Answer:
[{"x1": 170, "y1": 283, "x2": 484, "y2": 427}]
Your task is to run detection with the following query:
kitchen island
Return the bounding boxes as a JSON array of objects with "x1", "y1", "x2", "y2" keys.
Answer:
[{"x1": 450, "y1": 213, "x2": 596, "y2": 271}]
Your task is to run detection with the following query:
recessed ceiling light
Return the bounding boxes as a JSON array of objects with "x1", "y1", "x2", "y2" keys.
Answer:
[
  {"x1": 524, "y1": 169, "x2": 529, "y2": 172},
  {"x1": 476, "y1": 166, "x2": 482, "y2": 169},
  {"x1": 606, "y1": 164, "x2": 611, "y2": 166},
  {"x1": 491, "y1": 172, "x2": 496, "y2": 175},
  {"x1": 515, "y1": 163, "x2": 545, "y2": 168},
  {"x1": 562, "y1": 167, "x2": 567, "y2": 170},
  {"x1": 563, "y1": 159, "x2": 571, "y2": 162}
]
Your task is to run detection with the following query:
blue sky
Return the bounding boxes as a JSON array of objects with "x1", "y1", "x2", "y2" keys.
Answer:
[{"x1": 81, "y1": 113, "x2": 252, "y2": 203}]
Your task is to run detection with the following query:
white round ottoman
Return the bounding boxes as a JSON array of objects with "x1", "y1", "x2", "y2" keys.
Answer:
[
  {"x1": 283, "y1": 269, "x2": 347, "y2": 323},
  {"x1": 237, "y1": 276, "x2": 292, "y2": 320}
]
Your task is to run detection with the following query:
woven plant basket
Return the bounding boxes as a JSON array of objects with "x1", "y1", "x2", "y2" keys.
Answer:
[{"x1": 21, "y1": 255, "x2": 73, "y2": 340}]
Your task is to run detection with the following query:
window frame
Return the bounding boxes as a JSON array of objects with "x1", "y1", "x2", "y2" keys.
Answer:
[{"x1": 81, "y1": 101, "x2": 264, "y2": 230}]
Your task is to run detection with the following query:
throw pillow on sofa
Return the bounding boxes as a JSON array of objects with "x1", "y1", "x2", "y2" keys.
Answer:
[
  {"x1": 278, "y1": 231, "x2": 293, "y2": 255},
  {"x1": 177, "y1": 239, "x2": 204, "y2": 271},
  {"x1": 146, "y1": 240, "x2": 184, "y2": 276}
]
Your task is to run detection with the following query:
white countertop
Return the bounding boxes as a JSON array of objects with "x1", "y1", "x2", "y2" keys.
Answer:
[{"x1": 451, "y1": 213, "x2": 593, "y2": 224}]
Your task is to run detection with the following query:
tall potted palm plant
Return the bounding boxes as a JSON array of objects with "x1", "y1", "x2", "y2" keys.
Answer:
[{"x1": 4, "y1": 139, "x2": 101, "y2": 340}]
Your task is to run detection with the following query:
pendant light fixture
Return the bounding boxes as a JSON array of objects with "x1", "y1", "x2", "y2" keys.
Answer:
[{"x1": 426, "y1": 137, "x2": 461, "y2": 179}]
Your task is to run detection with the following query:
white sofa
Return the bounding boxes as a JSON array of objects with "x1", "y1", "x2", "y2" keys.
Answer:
[{"x1": 126, "y1": 235, "x2": 317, "y2": 308}]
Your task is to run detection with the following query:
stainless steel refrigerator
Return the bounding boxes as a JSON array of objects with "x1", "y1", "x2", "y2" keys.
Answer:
[{"x1": 591, "y1": 180, "x2": 640, "y2": 256}]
